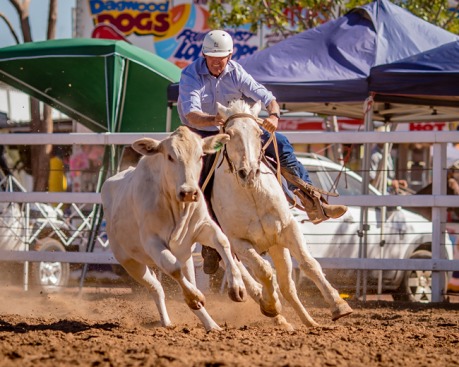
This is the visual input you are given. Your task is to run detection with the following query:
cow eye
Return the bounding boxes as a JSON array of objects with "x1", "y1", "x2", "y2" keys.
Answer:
[{"x1": 168, "y1": 154, "x2": 174, "y2": 162}]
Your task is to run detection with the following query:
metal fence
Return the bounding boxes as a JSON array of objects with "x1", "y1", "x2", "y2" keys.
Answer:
[{"x1": 0, "y1": 130, "x2": 458, "y2": 301}]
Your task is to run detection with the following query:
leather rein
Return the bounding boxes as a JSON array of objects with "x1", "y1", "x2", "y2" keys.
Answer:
[{"x1": 201, "y1": 113, "x2": 282, "y2": 191}]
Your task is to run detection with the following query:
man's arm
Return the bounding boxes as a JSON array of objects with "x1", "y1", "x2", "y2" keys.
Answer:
[
  {"x1": 262, "y1": 99, "x2": 280, "y2": 133},
  {"x1": 185, "y1": 111, "x2": 225, "y2": 128}
]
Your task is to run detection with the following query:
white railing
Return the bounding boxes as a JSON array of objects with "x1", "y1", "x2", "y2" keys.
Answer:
[{"x1": 0, "y1": 130, "x2": 458, "y2": 301}]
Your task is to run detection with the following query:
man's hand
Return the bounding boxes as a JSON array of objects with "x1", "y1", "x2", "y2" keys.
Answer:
[
  {"x1": 391, "y1": 179, "x2": 408, "y2": 193},
  {"x1": 214, "y1": 113, "x2": 225, "y2": 127},
  {"x1": 263, "y1": 115, "x2": 278, "y2": 133}
]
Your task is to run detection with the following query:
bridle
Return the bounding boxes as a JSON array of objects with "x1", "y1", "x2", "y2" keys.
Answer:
[{"x1": 201, "y1": 112, "x2": 281, "y2": 191}]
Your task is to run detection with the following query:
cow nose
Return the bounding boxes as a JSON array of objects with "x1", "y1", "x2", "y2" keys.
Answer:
[{"x1": 179, "y1": 188, "x2": 199, "y2": 202}]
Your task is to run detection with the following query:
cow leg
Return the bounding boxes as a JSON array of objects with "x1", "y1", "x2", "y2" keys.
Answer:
[
  {"x1": 268, "y1": 246, "x2": 319, "y2": 327},
  {"x1": 143, "y1": 241, "x2": 221, "y2": 332},
  {"x1": 119, "y1": 258, "x2": 172, "y2": 328},
  {"x1": 197, "y1": 223, "x2": 246, "y2": 302},
  {"x1": 285, "y1": 224, "x2": 353, "y2": 321},
  {"x1": 179, "y1": 255, "x2": 221, "y2": 331},
  {"x1": 230, "y1": 238, "x2": 282, "y2": 318}
]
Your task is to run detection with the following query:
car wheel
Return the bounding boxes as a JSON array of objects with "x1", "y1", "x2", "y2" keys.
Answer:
[
  {"x1": 394, "y1": 249, "x2": 446, "y2": 302},
  {"x1": 31, "y1": 237, "x2": 69, "y2": 293}
]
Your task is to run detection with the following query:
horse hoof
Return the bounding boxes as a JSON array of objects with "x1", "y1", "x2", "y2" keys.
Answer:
[
  {"x1": 332, "y1": 302, "x2": 353, "y2": 321},
  {"x1": 274, "y1": 315, "x2": 294, "y2": 331}
]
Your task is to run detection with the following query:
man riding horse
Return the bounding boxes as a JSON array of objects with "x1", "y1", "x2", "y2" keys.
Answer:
[{"x1": 177, "y1": 30, "x2": 347, "y2": 274}]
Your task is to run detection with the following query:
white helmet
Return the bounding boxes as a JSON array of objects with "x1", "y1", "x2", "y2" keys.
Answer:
[{"x1": 202, "y1": 30, "x2": 233, "y2": 57}]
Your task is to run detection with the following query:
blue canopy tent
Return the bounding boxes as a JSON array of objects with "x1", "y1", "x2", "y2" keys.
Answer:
[
  {"x1": 236, "y1": 0, "x2": 459, "y2": 122},
  {"x1": 370, "y1": 40, "x2": 459, "y2": 110},
  {"x1": 167, "y1": 0, "x2": 459, "y2": 123}
]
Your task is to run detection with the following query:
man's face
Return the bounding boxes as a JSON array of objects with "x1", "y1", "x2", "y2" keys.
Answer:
[{"x1": 204, "y1": 54, "x2": 231, "y2": 77}]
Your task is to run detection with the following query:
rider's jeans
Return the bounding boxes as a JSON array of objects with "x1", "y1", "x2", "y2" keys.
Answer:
[
  {"x1": 186, "y1": 126, "x2": 313, "y2": 190},
  {"x1": 261, "y1": 129, "x2": 312, "y2": 189}
]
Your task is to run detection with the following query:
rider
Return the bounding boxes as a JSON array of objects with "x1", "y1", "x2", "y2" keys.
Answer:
[{"x1": 177, "y1": 30, "x2": 347, "y2": 274}]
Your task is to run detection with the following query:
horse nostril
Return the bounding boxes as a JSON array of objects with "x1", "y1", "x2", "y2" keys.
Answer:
[
  {"x1": 238, "y1": 169, "x2": 247, "y2": 180},
  {"x1": 255, "y1": 168, "x2": 261, "y2": 177}
]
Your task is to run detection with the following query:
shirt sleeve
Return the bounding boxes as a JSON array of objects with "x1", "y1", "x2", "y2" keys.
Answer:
[
  {"x1": 178, "y1": 67, "x2": 203, "y2": 116},
  {"x1": 234, "y1": 63, "x2": 275, "y2": 107}
]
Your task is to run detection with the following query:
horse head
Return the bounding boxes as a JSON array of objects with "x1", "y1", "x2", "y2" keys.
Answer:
[{"x1": 217, "y1": 100, "x2": 263, "y2": 188}]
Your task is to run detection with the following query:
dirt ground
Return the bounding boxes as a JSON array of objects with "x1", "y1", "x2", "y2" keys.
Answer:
[{"x1": 0, "y1": 283, "x2": 459, "y2": 367}]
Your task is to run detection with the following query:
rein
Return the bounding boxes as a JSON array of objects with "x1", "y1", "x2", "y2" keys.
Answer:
[
  {"x1": 226, "y1": 113, "x2": 282, "y2": 184},
  {"x1": 201, "y1": 112, "x2": 282, "y2": 191}
]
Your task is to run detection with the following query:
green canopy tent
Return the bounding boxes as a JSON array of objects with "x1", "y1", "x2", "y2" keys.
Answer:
[
  {"x1": 0, "y1": 38, "x2": 182, "y2": 133},
  {"x1": 0, "y1": 39, "x2": 183, "y2": 277}
]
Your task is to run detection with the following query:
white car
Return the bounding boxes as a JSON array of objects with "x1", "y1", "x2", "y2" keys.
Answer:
[{"x1": 293, "y1": 154, "x2": 453, "y2": 302}]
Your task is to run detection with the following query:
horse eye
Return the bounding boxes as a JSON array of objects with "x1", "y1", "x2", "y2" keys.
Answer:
[{"x1": 168, "y1": 154, "x2": 174, "y2": 162}]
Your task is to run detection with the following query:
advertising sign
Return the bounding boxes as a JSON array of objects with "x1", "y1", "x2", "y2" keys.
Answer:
[{"x1": 75, "y1": 0, "x2": 262, "y2": 68}]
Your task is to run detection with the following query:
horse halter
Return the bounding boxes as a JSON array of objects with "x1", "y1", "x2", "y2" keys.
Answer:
[
  {"x1": 201, "y1": 112, "x2": 281, "y2": 191},
  {"x1": 221, "y1": 113, "x2": 264, "y2": 176}
]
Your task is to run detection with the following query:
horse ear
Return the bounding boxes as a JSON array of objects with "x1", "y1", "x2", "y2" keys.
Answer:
[
  {"x1": 251, "y1": 100, "x2": 262, "y2": 116},
  {"x1": 216, "y1": 102, "x2": 230, "y2": 118},
  {"x1": 202, "y1": 133, "x2": 230, "y2": 154}
]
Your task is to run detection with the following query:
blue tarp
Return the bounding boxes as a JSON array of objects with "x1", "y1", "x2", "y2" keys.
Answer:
[
  {"x1": 238, "y1": 0, "x2": 459, "y2": 104},
  {"x1": 370, "y1": 40, "x2": 459, "y2": 99}
]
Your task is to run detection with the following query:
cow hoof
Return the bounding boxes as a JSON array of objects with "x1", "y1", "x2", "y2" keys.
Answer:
[
  {"x1": 332, "y1": 302, "x2": 353, "y2": 321},
  {"x1": 186, "y1": 296, "x2": 206, "y2": 310},
  {"x1": 228, "y1": 287, "x2": 247, "y2": 302}
]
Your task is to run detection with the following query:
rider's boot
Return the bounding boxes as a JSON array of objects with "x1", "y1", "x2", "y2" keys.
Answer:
[{"x1": 294, "y1": 188, "x2": 348, "y2": 225}]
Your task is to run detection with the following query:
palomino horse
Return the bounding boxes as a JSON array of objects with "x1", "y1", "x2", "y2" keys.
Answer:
[{"x1": 211, "y1": 100, "x2": 352, "y2": 328}]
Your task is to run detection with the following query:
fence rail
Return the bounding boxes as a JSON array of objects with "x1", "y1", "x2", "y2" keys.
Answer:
[{"x1": 0, "y1": 130, "x2": 458, "y2": 301}]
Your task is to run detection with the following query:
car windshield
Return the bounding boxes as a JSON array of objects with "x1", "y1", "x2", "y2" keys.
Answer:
[{"x1": 305, "y1": 164, "x2": 377, "y2": 196}]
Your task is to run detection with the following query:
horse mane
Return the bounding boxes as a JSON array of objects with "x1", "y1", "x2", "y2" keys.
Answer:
[{"x1": 227, "y1": 99, "x2": 252, "y2": 115}]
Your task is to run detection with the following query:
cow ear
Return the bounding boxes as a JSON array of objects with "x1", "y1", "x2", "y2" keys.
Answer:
[
  {"x1": 132, "y1": 138, "x2": 161, "y2": 156},
  {"x1": 202, "y1": 133, "x2": 230, "y2": 154}
]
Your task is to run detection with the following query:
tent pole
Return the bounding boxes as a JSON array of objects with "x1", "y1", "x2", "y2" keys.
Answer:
[
  {"x1": 357, "y1": 95, "x2": 374, "y2": 301},
  {"x1": 166, "y1": 102, "x2": 172, "y2": 132}
]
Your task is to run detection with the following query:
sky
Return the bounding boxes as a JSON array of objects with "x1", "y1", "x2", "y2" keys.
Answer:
[
  {"x1": 0, "y1": 0, "x2": 76, "y2": 121},
  {"x1": 0, "y1": 0, "x2": 76, "y2": 48}
]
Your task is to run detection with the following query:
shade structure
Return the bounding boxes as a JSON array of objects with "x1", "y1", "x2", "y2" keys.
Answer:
[
  {"x1": 0, "y1": 38, "x2": 182, "y2": 132},
  {"x1": 370, "y1": 40, "x2": 459, "y2": 105},
  {"x1": 234, "y1": 0, "x2": 459, "y2": 121}
]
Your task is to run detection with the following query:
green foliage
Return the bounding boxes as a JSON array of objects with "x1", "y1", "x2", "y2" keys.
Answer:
[{"x1": 208, "y1": 0, "x2": 459, "y2": 37}]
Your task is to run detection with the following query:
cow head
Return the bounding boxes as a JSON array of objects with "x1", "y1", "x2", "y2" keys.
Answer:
[{"x1": 132, "y1": 126, "x2": 230, "y2": 203}]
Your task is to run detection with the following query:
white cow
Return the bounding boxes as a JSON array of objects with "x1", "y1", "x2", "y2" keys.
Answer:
[{"x1": 101, "y1": 126, "x2": 246, "y2": 332}]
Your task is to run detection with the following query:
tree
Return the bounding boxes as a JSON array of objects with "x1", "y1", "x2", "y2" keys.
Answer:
[
  {"x1": 209, "y1": 0, "x2": 459, "y2": 40},
  {"x1": 8, "y1": 0, "x2": 58, "y2": 191}
]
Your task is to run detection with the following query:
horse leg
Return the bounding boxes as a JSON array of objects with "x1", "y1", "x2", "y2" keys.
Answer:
[
  {"x1": 117, "y1": 257, "x2": 172, "y2": 328},
  {"x1": 231, "y1": 238, "x2": 282, "y2": 318},
  {"x1": 285, "y1": 224, "x2": 353, "y2": 321},
  {"x1": 143, "y1": 239, "x2": 221, "y2": 332},
  {"x1": 268, "y1": 246, "x2": 320, "y2": 327}
]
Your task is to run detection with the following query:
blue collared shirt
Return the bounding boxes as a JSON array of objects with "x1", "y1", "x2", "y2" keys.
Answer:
[{"x1": 178, "y1": 57, "x2": 275, "y2": 131}]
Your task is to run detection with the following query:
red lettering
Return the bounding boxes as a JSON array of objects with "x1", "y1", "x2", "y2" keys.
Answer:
[
  {"x1": 154, "y1": 12, "x2": 169, "y2": 34},
  {"x1": 137, "y1": 13, "x2": 152, "y2": 31},
  {"x1": 116, "y1": 13, "x2": 135, "y2": 33},
  {"x1": 96, "y1": 12, "x2": 170, "y2": 37},
  {"x1": 434, "y1": 123, "x2": 446, "y2": 131},
  {"x1": 410, "y1": 123, "x2": 424, "y2": 131}
]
